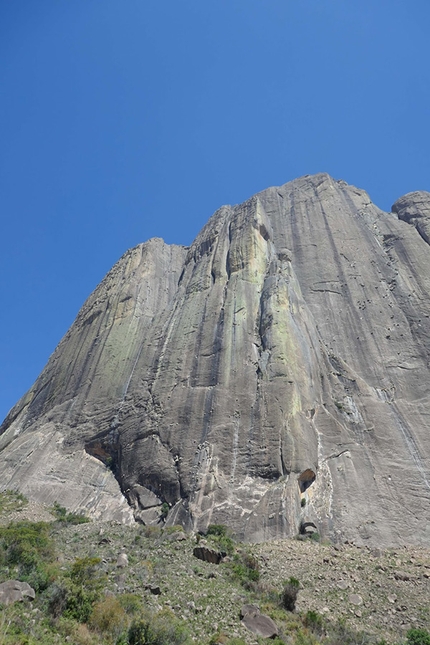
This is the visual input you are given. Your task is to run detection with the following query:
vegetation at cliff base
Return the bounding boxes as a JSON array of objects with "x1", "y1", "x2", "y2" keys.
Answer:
[{"x1": 0, "y1": 493, "x2": 429, "y2": 644}]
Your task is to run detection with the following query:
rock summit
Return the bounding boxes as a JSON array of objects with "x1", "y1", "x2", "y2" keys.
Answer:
[{"x1": 1, "y1": 174, "x2": 430, "y2": 546}]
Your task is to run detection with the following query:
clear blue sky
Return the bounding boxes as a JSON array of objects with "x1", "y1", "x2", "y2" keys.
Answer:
[{"x1": 1, "y1": 0, "x2": 429, "y2": 422}]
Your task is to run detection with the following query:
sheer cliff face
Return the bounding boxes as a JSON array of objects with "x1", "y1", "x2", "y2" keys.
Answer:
[{"x1": 2, "y1": 174, "x2": 430, "y2": 546}]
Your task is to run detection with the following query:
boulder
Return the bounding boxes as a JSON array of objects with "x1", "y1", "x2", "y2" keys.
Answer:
[
  {"x1": 193, "y1": 546, "x2": 224, "y2": 564},
  {"x1": 349, "y1": 593, "x2": 363, "y2": 606},
  {"x1": 240, "y1": 604, "x2": 260, "y2": 618},
  {"x1": 116, "y1": 553, "x2": 129, "y2": 568},
  {"x1": 0, "y1": 580, "x2": 35, "y2": 606},
  {"x1": 242, "y1": 610, "x2": 279, "y2": 638}
]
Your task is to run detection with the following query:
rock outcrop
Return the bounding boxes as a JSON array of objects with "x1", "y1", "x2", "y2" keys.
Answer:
[
  {"x1": 1, "y1": 174, "x2": 430, "y2": 546},
  {"x1": 0, "y1": 580, "x2": 35, "y2": 606},
  {"x1": 193, "y1": 546, "x2": 224, "y2": 564},
  {"x1": 240, "y1": 604, "x2": 279, "y2": 638}
]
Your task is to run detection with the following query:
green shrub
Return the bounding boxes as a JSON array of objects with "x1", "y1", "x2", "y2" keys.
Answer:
[
  {"x1": 230, "y1": 560, "x2": 260, "y2": 584},
  {"x1": 253, "y1": 580, "x2": 280, "y2": 605},
  {"x1": 118, "y1": 593, "x2": 142, "y2": 615},
  {"x1": 228, "y1": 550, "x2": 260, "y2": 588},
  {"x1": 58, "y1": 620, "x2": 100, "y2": 645},
  {"x1": 48, "y1": 582, "x2": 69, "y2": 618},
  {"x1": 128, "y1": 619, "x2": 151, "y2": 645},
  {"x1": 90, "y1": 595, "x2": 128, "y2": 639},
  {"x1": 304, "y1": 610, "x2": 324, "y2": 635},
  {"x1": 281, "y1": 576, "x2": 300, "y2": 611},
  {"x1": 163, "y1": 524, "x2": 184, "y2": 534},
  {"x1": 128, "y1": 610, "x2": 191, "y2": 645},
  {"x1": 25, "y1": 560, "x2": 58, "y2": 592},
  {"x1": 160, "y1": 502, "x2": 169, "y2": 520},
  {"x1": 69, "y1": 556, "x2": 101, "y2": 586},
  {"x1": 301, "y1": 498, "x2": 306, "y2": 507},
  {"x1": 326, "y1": 618, "x2": 373, "y2": 645},
  {"x1": 218, "y1": 535, "x2": 235, "y2": 555},
  {"x1": 0, "y1": 521, "x2": 55, "y2": 591},
  {"x1": 143, "y1": 525, "x2": 162, "y2": 539},
  {"x1": 0, "y1": 490, "x2": 28, "y2": 514},
  {"x1": 406, "y1": 629, "x2": 430, "y2": 645},
  {"x1": 51, "y1": 501, "x2": 90, "y2": 524},
  {"x1": 63, "y1": 557, "x2": 104, "y2": 622},
  {"x1": 205, "y1": 524, "x2": 235, "y2": 555},
  {"x1": 241, "y1": 551, "x2": 259, "y2": 571},
  {"x1": 64, "y1": 585, "x2": 100, "y2": 623},
  {"x1": 128, "y1": 619, "x2": 148, "y2": 645},
  {"x1": 0, "y1": 521, "x2": 52, "y2": 564},
  {"x1": 206, "y1": 524, "x2": 228, "y2": 537}
]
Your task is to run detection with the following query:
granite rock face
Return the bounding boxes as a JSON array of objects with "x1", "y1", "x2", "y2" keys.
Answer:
[
  {"x1": 0, "y1": 580, "x2": 36, "y2": 606},
  {"x1": 1, "y1": 174, "x2": 430, "y2": 546}
]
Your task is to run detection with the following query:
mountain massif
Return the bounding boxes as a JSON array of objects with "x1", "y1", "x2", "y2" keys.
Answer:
[{"x1": 1, "y1": 173, "x2": 430, "y2": 547}]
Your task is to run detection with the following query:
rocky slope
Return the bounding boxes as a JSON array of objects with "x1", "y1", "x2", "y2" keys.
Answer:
[
  {"x1": 2, "y1": 496, "x2": 429, "y2": 645},
  {"x1": 1, "y1": 173, "x2": 430, "y2": 547}
]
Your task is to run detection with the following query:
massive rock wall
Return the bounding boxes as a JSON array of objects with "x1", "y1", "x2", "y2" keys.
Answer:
[{"x1": 1, "y1": 173, "x2": 430, "y2": 545}]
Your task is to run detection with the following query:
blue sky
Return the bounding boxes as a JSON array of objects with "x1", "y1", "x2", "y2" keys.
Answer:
[{"x1": 1, "y1": 0, "x2": 429, "y2": 421}]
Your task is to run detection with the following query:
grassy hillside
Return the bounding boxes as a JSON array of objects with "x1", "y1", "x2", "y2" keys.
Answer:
[{"x1": 0, "y1": 491, "x2": 429, "y2": 645}]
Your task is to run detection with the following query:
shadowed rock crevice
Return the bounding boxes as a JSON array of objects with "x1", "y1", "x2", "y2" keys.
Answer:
[{"x1": 298, "y1": 469, "x2": 316, "y2": 493}]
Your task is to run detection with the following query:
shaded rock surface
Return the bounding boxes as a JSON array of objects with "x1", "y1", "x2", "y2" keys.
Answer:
[
  {"x1": 242, "y1": 615, "x2": 278, "y2": 639},
  {"x1": 240, "y1": 604, "x2": 261, "y2": 619},
  {"x1": 0, "y1": 580, "x2": 35, "y2": 606},
  {"x1": 193, "y1": 546, "x2": 224, "y2": 564},
  {"x1": 116, "y1": 552, "x2": 129, "y2": 568},
  {"x1": 1, "y1": 174, "x2": 430, "y2": 546}
]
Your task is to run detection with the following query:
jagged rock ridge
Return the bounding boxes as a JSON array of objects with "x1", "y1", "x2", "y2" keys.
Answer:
[{"x1": 1, "y1": 173, "x2": 430, "y2": 546}]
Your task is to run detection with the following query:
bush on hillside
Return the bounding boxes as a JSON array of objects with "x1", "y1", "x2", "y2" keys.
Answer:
[
  {"x1": 51, "y1": 501, "x2": 90, "y2": 524},
  {"x1": 0, "y1": 521, "x2": 55, "y2": 591},
  {"x1": 63, "y1": 557, "x2": 104, "y2": 622},
  {"x1": 281, "y1": 576, "x2": 300, "y2": 611},
  {"x1": 128, "y1": 609, "x2": 191, "y2": 645},
  {"x1": 406, "y1": 629, "x2": 430, "y2": 645},
  {"x1": 205, "y1": 524, "x2": 235, "y2": 555}
]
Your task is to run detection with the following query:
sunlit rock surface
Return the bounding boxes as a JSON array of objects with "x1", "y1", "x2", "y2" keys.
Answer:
[{"x1": 2, "y1": 174, "x2": 430, "y2": 545}]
